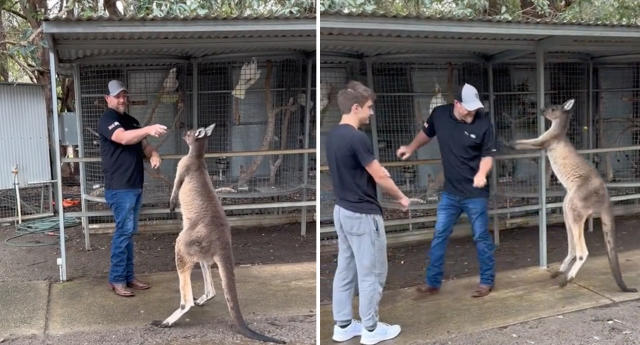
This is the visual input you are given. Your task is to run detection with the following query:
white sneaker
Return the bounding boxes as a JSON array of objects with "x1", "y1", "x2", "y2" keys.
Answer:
[
  {"x1": 332, "y1": 319, "x2": 363, "y2": 342},
  {"x1": 360, "y1": 322, "x2": 401, "y2": 345}
]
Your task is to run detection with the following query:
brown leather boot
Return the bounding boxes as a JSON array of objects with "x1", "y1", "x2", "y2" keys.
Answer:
[
  {"x1": 109, "y1": 283, "x2": 135, "y2": 297},
  {"x1": 127, "y1": 279, "x2": 151, "y2": 290},
  {"x1": 471, "y1": 284, "x2": 493, "y2": 298}
]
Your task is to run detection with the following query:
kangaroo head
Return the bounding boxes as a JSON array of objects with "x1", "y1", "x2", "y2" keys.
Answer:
[
  {"x1": 542, "y1": 99, "x2": 575, "y2": 122},
  {"x1": 183, "y1": 123, "x2": 215, "y2": 149}
]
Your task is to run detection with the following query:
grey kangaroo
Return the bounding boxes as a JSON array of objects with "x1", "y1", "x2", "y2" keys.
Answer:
[
  {"x1": 512, "y1": 99, "x2": 636, "y2": 292},
  {"x1": 151, "y1": 124, "x2": 285, "y2": 343}
]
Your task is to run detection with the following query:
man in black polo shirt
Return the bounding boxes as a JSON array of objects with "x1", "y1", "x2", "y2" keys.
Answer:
[
  {"x1": 98, "y1": 80, "x2": 168, "y2": 297},
  {"x1": 327, "y1": 81, "x2": 409, "y2": 345},
  {"x1": 397, "y1": 83, "x2": 496, "y2": 298}
]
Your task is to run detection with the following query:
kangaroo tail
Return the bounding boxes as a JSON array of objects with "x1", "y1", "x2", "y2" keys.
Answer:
[
  {"x1": 216, "y1": 255, "x2": 286, "y2": 344},
  {"x1": 601, "y1": 205, "x2": 636, "y2": 292}
]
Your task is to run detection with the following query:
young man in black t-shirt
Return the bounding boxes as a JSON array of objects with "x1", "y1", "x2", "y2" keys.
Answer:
[
  {"x1": 326, "y1": 81, "x2": 409, "y2": 345},
  {"x1": 397, "y1": 83, "x2": 497, "y2": 298},
  {"x1": 98, "y1": 80, "x2": 167, "y2": 297}
]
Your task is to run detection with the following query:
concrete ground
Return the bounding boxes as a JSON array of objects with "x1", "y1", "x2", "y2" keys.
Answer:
[
  {"x1": 320, "y1": 249, "x2": 640, "y2": 344},
  {"x1": 0, "y1": 262, "x2": 315, "y2": 344}
]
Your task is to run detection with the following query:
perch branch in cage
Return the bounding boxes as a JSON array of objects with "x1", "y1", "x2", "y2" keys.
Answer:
[
  {"x1": 269, "y1": 96, "x2": 297, "y2": 185},
  {"x1": 236, "y1": 61, "x2": 298, "y2": 188}
]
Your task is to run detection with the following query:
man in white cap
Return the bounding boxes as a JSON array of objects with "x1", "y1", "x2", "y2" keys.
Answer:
[
  {"x1": 396, "y1": 83, "x2": 496, "y2": 298},
  {"x1": 98, "y1": 80, "x2": 168, "y2": 297}
]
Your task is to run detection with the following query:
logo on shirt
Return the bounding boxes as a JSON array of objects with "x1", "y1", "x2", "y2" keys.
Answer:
[
  {"x1": 464, "y1": 130, "x2": 477, "y2": 139},
  {"x1": 108, "y1": 121, "x2": 120, "y2": 131},
  {"x1": 423, "y1": 123, "x2": 428, "y2": 129}
]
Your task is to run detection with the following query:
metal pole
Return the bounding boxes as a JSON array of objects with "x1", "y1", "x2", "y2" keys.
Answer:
[
  {"x1": 192, "y1": 58, "x2": 198, "y2": 129},
  {"x1": 301, "y1": 56, "x2": 313, "y2": 237},
  {"x1": 365, "y1": 59, "x2": 383, "y2": 202},
  {"x1": 74, "y1": 64, "x2": 90, "y2": 250},
  {"x1": 488, "y1": 62, "x2": 499, "y2": 245},
  {"x1": 49, "y1": 43, "x2": 67, "y2": 281},
  {"x1": 536, "y1": 44, "x2": 547, "y2": 268},
  {"x1": 588, "y1": 60, "x2": 595, "y2": 233}
]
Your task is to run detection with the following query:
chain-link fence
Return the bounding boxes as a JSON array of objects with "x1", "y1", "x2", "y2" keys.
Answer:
[
  {"x1": 69, "y1": 56, "x2": 315, "y2": 245},
  {"x1": 320, "y1": 56, "x2": 640, "y2": 242}
]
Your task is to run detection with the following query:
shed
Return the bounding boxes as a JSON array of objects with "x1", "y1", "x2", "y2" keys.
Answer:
[
  {"x1": 320, "y1": 11, "x2": 640, "y2": 267},
  {"x1": 43, "y1": 14, "x2": 316, "y2": 280}
]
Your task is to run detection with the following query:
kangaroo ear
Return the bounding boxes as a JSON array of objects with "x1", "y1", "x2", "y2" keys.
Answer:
[
  {"x1": 205, "y1": 123, "x2": 216, "y2": 137},
  {"x1": 194, "y1": 128, "x2": 205, "y2": 138},
  {"x1": 563, "y1": 99, "x2": 575, "y2": 111}
]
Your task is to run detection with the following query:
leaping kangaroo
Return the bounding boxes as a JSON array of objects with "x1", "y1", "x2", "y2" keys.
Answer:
[
  {"x1": 512, "y1": 99, "x2": 636, "y2": 292},
  {"x1": 151, "y1": 124, "x2": 285, "y2": 343}
]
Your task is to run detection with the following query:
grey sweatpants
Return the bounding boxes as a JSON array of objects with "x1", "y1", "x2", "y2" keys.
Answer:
[{"x1": 332, "y1": 205, "x2": 388, "y2": 329}]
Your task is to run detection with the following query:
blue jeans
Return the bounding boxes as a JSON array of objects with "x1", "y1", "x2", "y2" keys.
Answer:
[
  {"x1": 105, "y1": 189, "x2": 143, "y2": 284},
  {"x1": 426, "y1": 192, "x2": 495, "y2": 288}
]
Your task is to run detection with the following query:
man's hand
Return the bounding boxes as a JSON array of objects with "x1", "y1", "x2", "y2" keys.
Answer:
[
  {"x1": 146, "y1": 124, "x2": 168, "y2": 138},
  {"x1": 473, "y1": 174, "x2": 487, "y2": 188},
  {"x1": 398, "y1": 195, "x2": 410, "y2": 211},
  {"x1": 150, "y1": 153, "x2": 161, "y2": 169},
  {"x1": 396, "y1": 145, "x2": 413, "y2": 160}
]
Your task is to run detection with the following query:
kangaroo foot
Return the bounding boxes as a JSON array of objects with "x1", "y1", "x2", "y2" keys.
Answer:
[
  {"x1": 150, "y1": 320, "x2": 172, "y2": 328},
  {"x1": 558, "y1": 273, "x2": 572, "y2": 288},
  {"x1": 195, "y1": 293, "x2": 216, "y2": 306}
]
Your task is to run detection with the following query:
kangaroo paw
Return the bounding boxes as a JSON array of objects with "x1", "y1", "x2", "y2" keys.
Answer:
[
  {"x1": 150, "y1": 320, "x2": 172, "y2": 328},
  {"x1": 558, "y1": 274, "x2": 569, "y2": 287},
  {"x1": 623, "y1": 287, "x2": 638, "y2": 293}
]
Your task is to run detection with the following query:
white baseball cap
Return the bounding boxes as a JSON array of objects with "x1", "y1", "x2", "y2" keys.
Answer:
[
  {"x1": 460, "y1": 83, "x2": 483, "y2": 111},
  {"x1": 108, "y1": 80, "x2": 127, "y2": 96}
]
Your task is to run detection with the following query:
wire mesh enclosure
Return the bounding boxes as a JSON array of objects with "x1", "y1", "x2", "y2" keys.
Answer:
[
  {"x1": 73, "y1": 56, "x2": 315, "y2": 241},
  {"x1": 320, "y1": 55, "x2": 640, "y2": 241}
]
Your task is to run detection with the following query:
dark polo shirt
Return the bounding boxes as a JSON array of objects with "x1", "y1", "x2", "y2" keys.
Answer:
[
  {"x1": 97, "y1": 108, "x2": 144, "y2": 190},
  {"x1": 423, "y1": 104, "x2": 496, "y2": 198}
]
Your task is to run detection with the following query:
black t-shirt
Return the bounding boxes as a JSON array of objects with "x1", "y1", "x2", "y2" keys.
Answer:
[
  {"x1": 422, "y1": 104, "x2": 496, "y2": 198},
  {"x1": 326, "y1": 124, "x2": 382, "y2": 215},
  {"x1": 97, "y1": 108, "x2": 144, "y2": 190}
]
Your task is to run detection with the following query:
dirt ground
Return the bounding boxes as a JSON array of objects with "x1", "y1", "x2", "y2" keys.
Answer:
[
  {"x1": 423, "y1": 299, "x2": 640, "y2": 345},
  {"x1": 0, "y1": 222, "x2": 315, "y2": 283},
  {"x1": 320, "y1": 216, "x2": 640, "y2": 302}
]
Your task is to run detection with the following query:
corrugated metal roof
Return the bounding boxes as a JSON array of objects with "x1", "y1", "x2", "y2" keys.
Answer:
[
  {"x1": 321, "y1": 9, "x2": 640, "y2": 27},
  {"x1": 44, "y1": 16, "x2": 315, "y2": 64},
  {"x1": 320, "y1": 12, "x2": 640, "y2": 60},
  {"x1": 46, "y1": 13, "x2": 315, "y2": 21}
]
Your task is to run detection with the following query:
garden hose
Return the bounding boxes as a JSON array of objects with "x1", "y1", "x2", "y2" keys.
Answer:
[{"x1": 4, "y1": 216, "x2": 80, "y2": 247}]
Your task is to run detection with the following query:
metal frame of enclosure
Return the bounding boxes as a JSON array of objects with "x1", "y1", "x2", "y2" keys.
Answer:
[
  {"x1": 44, "y1": 15, "x2": 315, "y2": 281},
  {"x1": 320, "y1": 13, "x2": 640, "y2": 269}
]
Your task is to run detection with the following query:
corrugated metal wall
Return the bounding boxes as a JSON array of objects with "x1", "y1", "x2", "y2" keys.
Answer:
[{"x1": 0, "y1": 83, "x2": 51, "y2": 190}]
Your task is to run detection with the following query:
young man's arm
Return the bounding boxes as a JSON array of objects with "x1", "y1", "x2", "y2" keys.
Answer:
[
  {"x1": 142, "y1": 140, "x2": 162, "y2": 169},
  {"x1": 365, "y1": 159, "x2": 410, "y2": 210}
]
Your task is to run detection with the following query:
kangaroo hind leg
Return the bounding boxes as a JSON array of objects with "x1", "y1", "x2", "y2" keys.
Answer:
[
  {"x1": 559, "y1": 201, "x2": 589, "y2": 287},
  {"x1": 153, "y1": 250, "x2": 196, "y2": 327},
  {"x1": 195, "y1": 260, "x2": 216, "y2": 306},
  {"x1": 551, "y1": 197, "x2": 577, "y2": 279}
]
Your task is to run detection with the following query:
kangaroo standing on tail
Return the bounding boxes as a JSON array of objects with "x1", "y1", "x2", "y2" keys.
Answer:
[
  {"x1": 512, "y1": 99, "x2": 636, "y2": 292},
  {"x1": 151, "y1": 124, "x2": 285, "y2": 343}
]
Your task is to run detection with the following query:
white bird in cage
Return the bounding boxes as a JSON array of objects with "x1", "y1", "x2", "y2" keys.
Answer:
[
  {"x1": 320, "y1": 82, "x2": 331, "y2": 112},
  {"x1": 162, "y1": 67, "x2": 179, "y2": 93},
  {"x1": 429, "y1": 81, "x2": 446, "y2": 115},
  {"x1": 232, "y1": 58, "x2": 261, "y2": 100},
  {"x1": 65, "y1": 144, "x2": 75, "y2": 174}
]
